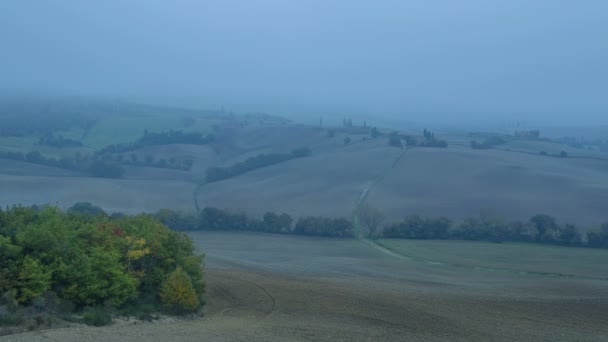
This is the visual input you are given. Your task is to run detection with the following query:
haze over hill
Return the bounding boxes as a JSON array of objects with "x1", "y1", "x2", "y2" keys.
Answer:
[
  {"x1": 2, "y1": 1, "x2": 608, "y2": 341},
  {"x1": 2, "y1": 0, "x2": 607, "y2": 125}
]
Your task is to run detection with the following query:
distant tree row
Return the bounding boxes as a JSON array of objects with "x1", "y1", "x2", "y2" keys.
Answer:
[
  {"x1": 0, "y1": 129, "x2": 212, "y2": 177},
  {"x1": 293, "y1": 216, "x2": 354, "y2": 237},
  {"x1": 471, "y1": 136, "x2": 506, "y2": 149},
  {"x1": 382, "y1": 213, "x2": 608, "y2": 248},
  {"x1": 64, "y1": 202, "x2": 608, "y2": 248},
  {"x1": 0, "y1": 113, "x2": 95, "y2": 137},
  {"x1": 419, "y1": 129, "x2": 448, "y2": 148},
  {"x1": 205, "y1": 147, "x2": 312, "y2": 183},
  {"x1": 101, "y1": 153, "x2": 194, "y2": 171},
  {"x1": 151, "y1": 207, "x2": 353, "y2": 238},
  {"x1": 0, "y1": 150, "x2": 125, "y2": 178},
  {"x1": 539, "y1": 150, "x2": 569, "y2": 158},
  {"x1": 97, "y1": 130, "x2": 214, "y2": 155},
  {"x1": 386, "y1": 129, "x2": 447, "y2": 148},
  {"x1": 36, "y1": 134, "x2": 83, "y2": 148}
]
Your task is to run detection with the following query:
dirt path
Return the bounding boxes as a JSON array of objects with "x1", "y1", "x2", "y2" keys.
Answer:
[
  {"x1": 352, "y1": 145, "x2": 608, "y2": 281},
  {"x1": 352, "y1": 143, "x2": 407, "y2": 249}
]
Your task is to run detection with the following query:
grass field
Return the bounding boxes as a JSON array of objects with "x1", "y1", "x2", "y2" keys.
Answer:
[{"x1": 378, "y1": 239, "x2": 608, "y2": 279}]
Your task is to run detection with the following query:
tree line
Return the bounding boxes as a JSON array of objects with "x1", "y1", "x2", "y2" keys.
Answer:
[
  {"x1": 36, "y1": 134, "x2": 83, "y2": 148},
  {"x1": 470, "y1": 136, "x2": 506, "y2": 149},
  {"x1": 0, "y1": 206, "x2": 205, "y2": 331},
  {"x1": 205, "y1": 147, "x2": 312, "y2": 183},
  {"x1": 0, "y1": 129, "x2": 213, "y2": 178},
  {"x1": 152, "y1": 207, "x2": 354, "y2": 238},
  {"x1": 96, "y1": 130, "x2": 214, "y2": 155},
  {"x1": 387, "y1": 129, "x2": 448, "y2": 148},
  {"x1": 68, "y1": 202, "x2": 608, "y2": 249},
  {"x1": 381, "y1": 213, "x2": 608, "y2": 248},
  {"x1": 0, "y1": 150, "x2": 127, "y2": 179}
]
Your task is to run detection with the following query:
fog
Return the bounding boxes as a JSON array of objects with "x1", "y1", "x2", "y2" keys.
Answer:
[{"x1": 1, "y1": 0, "x2": 607, "y2": 124}]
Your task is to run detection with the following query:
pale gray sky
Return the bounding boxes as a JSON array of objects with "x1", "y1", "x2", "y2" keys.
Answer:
[{"x1": 1, "y1": 1, "x2": 607, "y2": 124}]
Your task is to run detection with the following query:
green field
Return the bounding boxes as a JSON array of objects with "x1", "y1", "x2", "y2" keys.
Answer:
[
  {"x1": 378, "y1": 239, "x2": 608, "y2": 279},
  {"x1": 0, "y1": 112, "x2": 212, "y2": 156}
]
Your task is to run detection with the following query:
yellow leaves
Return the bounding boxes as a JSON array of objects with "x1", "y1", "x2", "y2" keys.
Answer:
[
  {"x1": 160, "y1": 267, "x2": 200, "y2": 312},
  {"x1": 127, "y1": 247, "x2": 151, "y2": 260},
  {"x1": 124, "y1": 235, "x2": 150, "y2": 261}
]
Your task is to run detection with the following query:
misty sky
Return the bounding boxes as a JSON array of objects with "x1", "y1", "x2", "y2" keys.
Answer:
[{"x1": 1, "y1": 1, "x2": 607, "y2": 124}]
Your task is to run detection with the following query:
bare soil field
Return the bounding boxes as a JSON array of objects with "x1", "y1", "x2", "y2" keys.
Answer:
[
  {"x1": 369, "y1": 145, "x2": 608, "y2": 226},
  {"x1": 4, "y1": 232, "x2": 607, "y2": 342},
  {"x1": 195, "y1": 140, "x2": 398, "y2": 218}
]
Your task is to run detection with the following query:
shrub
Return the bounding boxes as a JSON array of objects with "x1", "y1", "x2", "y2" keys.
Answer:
[
  {"x1": 388, "y1": 133, "x2": 402, "y2": 147},
  {"x1": 294, "y1": 217, "x2": 354, "y2": 237},
  {"x1": 160, "y1": 267, "x2": 200, "y2": 313},
  {"x1": 67, "y1": 202, "x2": 106, "y2": 216},
  {"x1": 82, "y1": 306, "x2": 113, "y2": 326},
  {"x1": 206, "y1": 147, "x2": 312, "y2": 182}
]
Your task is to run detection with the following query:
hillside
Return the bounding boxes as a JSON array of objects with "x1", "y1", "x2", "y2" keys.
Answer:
[{"x1": 1, "y1": 99, "x2": 608, "y2": 228}]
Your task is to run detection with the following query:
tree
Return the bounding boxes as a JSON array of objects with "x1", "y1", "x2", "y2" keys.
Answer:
[
  {"x1": 68, "y1": 202, "x2": 106, "y2": 216},
  {"x1": 263, "y1": 212, "x2": 292, "y2": 233},
  {"x1": 529, "y1": 214, "x2": 559, "y2": 242},
  {"x1": 18, "y1": 256, "x2": 52, "y2": 304},
  {"x1": 388, "y1": 132, "x2": 402, "y2": 147},
  {"x1": 160, "y1": 267, "x2": 200, "y2": 313},
  {"x1": 359, "y1": 204, "x2": 385, "y2": 238},
  {"x1": 370, "y1": 127, "x2": 378, "y2": 139},
  {"x1": 344, "y1": 137, "x2": 351, "y2": 145}
]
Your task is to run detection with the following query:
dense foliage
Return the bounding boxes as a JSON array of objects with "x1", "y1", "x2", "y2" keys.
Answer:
[
  {"x1": 419, "y1": 129, "x2": 448, "y2": 148},
  {"x1": 0, "y1": 206, "x2": 205, "y2": 321},
  {"x1": 97, "y1": 130, "x2": 214, "y2": 155},
  {"x1": 36, "y1": 134, "x2": 83, "y2": 148},
  {"x1": 293, "y1": 217, "x2": 354, "y2": 237},
  {"x1": 0, "y1": 150, "x2": 126, "y2": 178},
  {"x1": 0, "y1": 112, "x2": 95, "y2": 137},
  {"x1": 0, "y1": 130, "x2": 210, "y2": 177},
  {"x1": 470, "y1": 136, "x2": 506, "y2": 149},
  {"x1": 205, "y1": 147, "x2": 312, "y2": 183},
  {"x1": 154, "y1": 207, "x2": 352, "y2": 237},
  {"x1": 387, "y1": 130, "x2": 447, "y2": 148},
  {"x1": 383, "y1": 213, "x2": 608, "y2": 248}
]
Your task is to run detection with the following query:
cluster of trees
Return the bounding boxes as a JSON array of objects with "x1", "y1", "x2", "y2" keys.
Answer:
[
  {"x1": 0, "y1": 129, "x2": 213, "y2": 177},
  {"x1": 471, "y1": 136, "x2": 506, "y2": 149},
  {"x1": 152, "y1": 207, "x2": 354, "y2": 238},
  {"x1": 0, "y1": 206, "x2": 205, "y2": 328},
  {"x1": 387, "y1": 130, "x2": 447, "y2": 148},
  {"x1": 205, "y1": 147, "x2": 312, "y2": 183},
  {"x1": 553, "y1": 136, "x2": 608, "y2": 152},
  {"x1": 539, "y1": 150, "x2": 569, "y2": 158},
  {"x1": 419, "y1": 129, "x2": 448, "y2": 148},
  {"x1": 0, "y1": 113, "x2": 95, "y2": 137},
  {"x1": 97, "y1": 130, "x2": 214, "y2": 155},
  {"x1": 36, "y1": 134, "x2": 83, "y2": 148},
  {"x1": 388, "y1": 132, "x2": 403, "y2": 147},
  {"x1": 382, "y1": 213, "x2": 608, "y2": 248},
  {"x1": 105, "y1": 153, "x2": 194, "y2": 171},
  {"x1": 293, "y1": 217, "x2": 354, "y2": 237},
  {"x1": 0, "y1": 150, "x2": 125, "y2": 178}
]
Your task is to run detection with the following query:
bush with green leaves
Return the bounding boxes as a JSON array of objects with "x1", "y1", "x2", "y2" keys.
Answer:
[{"x1": 0, "y1": 206, "x2": 205, "y2": 321}]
